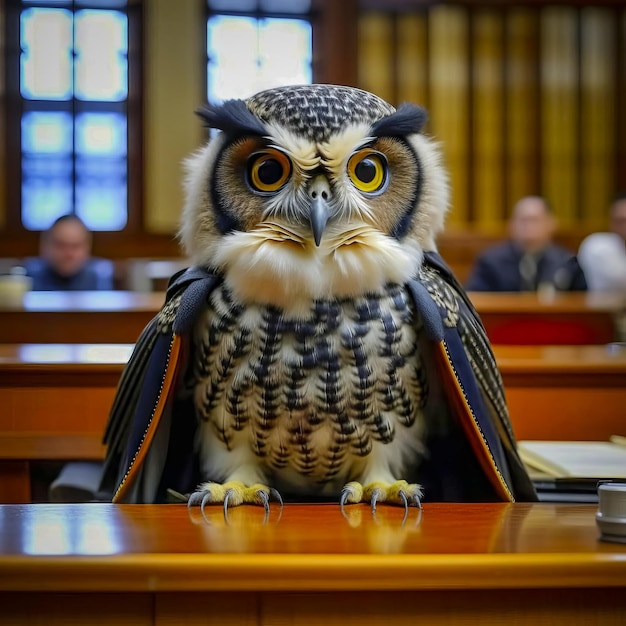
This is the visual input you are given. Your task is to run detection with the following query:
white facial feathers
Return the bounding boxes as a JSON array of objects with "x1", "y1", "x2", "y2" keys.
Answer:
[{"x1": 179, "y1": 117, "x2": 449, "y2": 311}]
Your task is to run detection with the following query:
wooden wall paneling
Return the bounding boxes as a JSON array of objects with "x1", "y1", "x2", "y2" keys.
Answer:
[
  {"x1": 617, "y1": 8, "x2": 626, "y2": 193},
  {"x1": 540, "y1": 6, "x2": 579, "y2": 226},
  {"x1": 505, "y1": 7, "x2": 540, "y2": 210},
  {"x1": 144, "y1": 0, "x2": 204, "y2": 235},
  {"x1": 580, "y1": 7, "x2": 615, "y2": 228},
  {"x1": 0, "y1": 0, "x2": 5, "y2": 231},
  {"x1": 395, "y1": 12, "x2": 429, "y2": 109},
  {"x1": 357, "y1": 12, "x2": 395, "y2": 104},
  {"x1": 428, "y1": 5, "x2": 470, "y2": 227},
  {"x1": 311, "y1": 0, "x2": 358, "y2": 87},
  {"x1": 472, "y1": 9, "x2": 505, "y2": 230}
]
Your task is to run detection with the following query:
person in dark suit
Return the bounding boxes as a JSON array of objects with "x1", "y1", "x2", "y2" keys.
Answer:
[
  {"x1": 24, "y1": 215, "x2": 114, "y2": 291},
  {"x1": 465, "y1": 196, "x2": 587, "y2": 292}
]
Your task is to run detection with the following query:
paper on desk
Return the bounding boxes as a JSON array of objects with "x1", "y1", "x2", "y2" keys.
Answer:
[{"x1": 518, "y1": 440, "x2": 626, "y2": 479}]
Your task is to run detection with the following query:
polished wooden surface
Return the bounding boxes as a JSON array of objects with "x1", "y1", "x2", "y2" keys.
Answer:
[
  {"x1": 1, "y1": 505, "x2": 626, "y2": 624},
  {"x1": 0, "y1": 290, "x2": 623, "y2": 344},
  {"x1": 1, "y1": 342, "x2": 624, "y2": 503},
  {"x1": 0, "y1": 291, "x2": 165, "y2": 344},
  {"x1": 0, "y1": 502, "x2": 624, "y2": 592}
]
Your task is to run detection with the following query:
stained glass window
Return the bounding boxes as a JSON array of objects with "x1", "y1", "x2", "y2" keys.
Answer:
[
  {"x1": 18, "y1": 2, "x2": 129, "y2": 231},
  {"x1": 206, "y1": 0, "x2": 312, "y2": 104}
]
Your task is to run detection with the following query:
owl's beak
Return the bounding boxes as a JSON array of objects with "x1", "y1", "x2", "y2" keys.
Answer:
[{"x1": 308, "y1": 175, "x2": 331, "y2": 247}]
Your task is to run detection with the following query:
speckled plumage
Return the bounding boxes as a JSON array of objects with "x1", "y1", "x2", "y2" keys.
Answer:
[
  {"x1": 246, "y1": 84, "x2": 396, "y2": 142},
  {"x1": 188, "y1": 281, "x2": 427, "y2": 497}
]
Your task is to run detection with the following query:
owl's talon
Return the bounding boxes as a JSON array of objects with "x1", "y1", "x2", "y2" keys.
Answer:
[
  {"x1": 223, "y1": 489, "x2": 233, "y2": 514},
  {"x1": 340, "y1": 482, "x2": 361, "y2": 509},
  {"x1": 370, "y1": 487, "x2": 382, "y2": 514},
  {"x1": 201, "y1": 490, "x2": 213, "y2": 517},
  {"x1": 257, "y1": 489, "x2": 270, "y2": 515},
  {"x1": 399, "y1": 489, "x2": 408, "y2": 511},
  {"x1": 412, "y1": 492, "x2": 423, "y2": 509},
  {"x1": 187, "y1": 490, "x2": 204, "y2": 508},
  {"x1": 269, "y1": 488, "x2": 284, "y2": 508}
]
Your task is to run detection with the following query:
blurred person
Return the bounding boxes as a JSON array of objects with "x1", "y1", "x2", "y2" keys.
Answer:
[
  {"x1": 577, "y1": 193, "x2": 626, "y2": 292},
  {"x1": 465, "y1": 195, "x2": 587, "y2": 292},
  {"x1": 24, "y1": 215, "x2": 114, "y2": 291}
]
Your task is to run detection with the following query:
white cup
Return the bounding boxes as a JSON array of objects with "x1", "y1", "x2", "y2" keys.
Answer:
[{"x1": 0, "y1": 270, "x2": 33, "y2": 307}]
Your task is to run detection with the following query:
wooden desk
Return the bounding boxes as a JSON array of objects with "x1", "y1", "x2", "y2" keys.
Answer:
[
  {"x1": 497, "y1": 344, "x2": 626, "y2": 441},
  {"x1": 0, "y1": 502, "x2": 624, "y2": 625},
  {"x1": 1, "y1": 343, "x2": 625, "y2": 503},
  {"x1": 0, "y1": 291, "x2": 164, "y2": 344},
  {"x1": 0, "y1": 344, "x2": 129, "y2": 503},
  {"x1": 468, "y1": 291, "x2": 625, "y2": 345},
  {"x1": 1, "y1": 290, "x2": 624, "y2": 345}
]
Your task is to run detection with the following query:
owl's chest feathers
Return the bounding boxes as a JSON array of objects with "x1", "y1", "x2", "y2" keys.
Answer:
[{"x1": 190, "y1": 284, "x2": 428, "y2": 486}]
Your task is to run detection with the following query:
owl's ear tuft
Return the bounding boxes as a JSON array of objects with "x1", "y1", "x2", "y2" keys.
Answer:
[
  {"x1": 370, "y1": 103, "x2": 428, "y2": 138},
  {"x1": 195, "y1": 100, "x2": 267, "y2": 138}
]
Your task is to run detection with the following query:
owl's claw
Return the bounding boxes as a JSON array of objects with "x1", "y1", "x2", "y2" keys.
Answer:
[
  {"x1": 370, "y1": 487, "x2": 382, "y2": 514},
  {"x1": 340, "y1": 480, "x2": 423, "y2": 518},
  {"x1": 188, "y1": 480, "x2": 282, "y2": 522},
  {"x1": 269, "y1": 487, "x2": 284, "y2": 508}
]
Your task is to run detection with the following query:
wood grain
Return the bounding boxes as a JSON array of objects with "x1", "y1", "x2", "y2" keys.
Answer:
[
  {"x1": 580, "y1": 6, "x2": 616, "y2": 229},
  {"x1": 0, "y1": 503, "x2": 625, "y2": 592},
  {"x1": 472, "y1": 8, "x2": 504, "y2": 230},
  {"x1": 540, "y1": 6, "x2": 578, "y2": 224}
]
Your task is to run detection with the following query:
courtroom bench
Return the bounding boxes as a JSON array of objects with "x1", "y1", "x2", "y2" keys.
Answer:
[
  {"x1": 1, "y1": 343, "x2": 625, "y2": 504},
  {"x1": 1, "y1": 290, "x2": 623, "y2": 345},
  {"x1": 0, "y1": 290, "x2": 165, "y2": 344},
  {"x1": 468, "y1": 291, "x2": 625, "y2": 345},
  {"x1": 0, "y1": 502, "x2": 625, "y2": 625}
]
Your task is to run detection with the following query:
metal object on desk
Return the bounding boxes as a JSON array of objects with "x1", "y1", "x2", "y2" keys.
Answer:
[{"x1": 596, "y1": 482, "x2": 626, "y2": 544}]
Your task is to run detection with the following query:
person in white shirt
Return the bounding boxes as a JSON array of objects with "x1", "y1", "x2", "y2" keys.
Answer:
[{"x1": 578, "y1": 194, "x2": 626, "y2": 292}]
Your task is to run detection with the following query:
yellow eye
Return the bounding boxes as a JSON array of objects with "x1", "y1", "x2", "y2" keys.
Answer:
[
  {"x1": 247, "y1": 149, "x2": 291, "y2": 193},
  {"x1": 347, "y1": 149, "x2": 388, "y2": 194}
]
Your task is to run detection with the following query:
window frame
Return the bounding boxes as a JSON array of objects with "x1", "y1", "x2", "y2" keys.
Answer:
[
  {"x1": 204, "y1": 1, "x2": 314, "y2": 106},
  {"x1": 1, "y1": 0, "x2": 150, "y2": 259}
]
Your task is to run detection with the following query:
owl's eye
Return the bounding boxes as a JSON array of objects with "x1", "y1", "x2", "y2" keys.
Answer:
[
  {"x1": 347, "y1": 149, "x2": 388, "y2": 194},
  {"x1": 247, "y1": 149, "x2": 291, "y2": 193}
]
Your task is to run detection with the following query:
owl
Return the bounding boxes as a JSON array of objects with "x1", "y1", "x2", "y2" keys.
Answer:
[{"x1": 100, "y1": 84, "x2": 536, "y2": 510}]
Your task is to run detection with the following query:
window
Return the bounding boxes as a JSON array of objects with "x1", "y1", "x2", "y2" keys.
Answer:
[
  {"x1": 13, "y1": 0, "x2": 132, "y2": 231},
  {"x1": 206, "y1": 0, "x2": 312, "y2": 104}
]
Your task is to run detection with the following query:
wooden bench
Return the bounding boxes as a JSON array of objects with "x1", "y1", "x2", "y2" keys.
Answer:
[
  {"x1": 0, "y1": 290, "x2": 624, "y2": 345},
  {"x1": 0, "y1": 344, "x2": 129, "y2": 503},
  {"x1": 0, "y1": 291, "x2": 164, "y2": 344},
  {"x1": 2, "y1": 343, "x2": 624, "y2": 503},
  {"x1": 497, "y1": 344, "x2": 626, "y2": 441},
  {"x1": 0, "y1": 501, "x2": 625, "y2": 625},
  {"x1": 468, "y1": 291, "x2": 625, "y2": 345}
]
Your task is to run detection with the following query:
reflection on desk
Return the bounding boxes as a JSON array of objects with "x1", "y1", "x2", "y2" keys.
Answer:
[{"x1": 0, "y1": 290, "x2": 165, "y2": 343}]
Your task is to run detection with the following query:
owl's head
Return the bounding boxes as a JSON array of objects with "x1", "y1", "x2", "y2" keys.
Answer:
[{"x1": 180, "y1": 84, "x2": 449, "y2": 312}]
